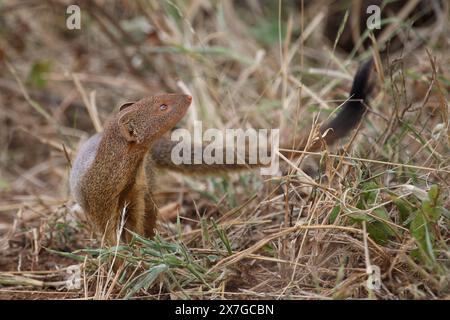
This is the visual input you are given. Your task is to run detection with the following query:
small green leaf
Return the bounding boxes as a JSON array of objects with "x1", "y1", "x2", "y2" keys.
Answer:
[
  {"x1": 163, "y1": 255, "x2": 184, "y2": 267},
  {"x1": 329, "y1": 205, "x2": 340, "y2": 224},
  {"x1": 140, "y1": 247, "x2": 162, "y2": 258},
  {"x1": 262, "y1": 244, "x2": 275, "y2": 256},
  {"x1": 349, "y1": 213, "x2": 372, "y2": 222},
  {"x1": 125, "y1": 264, "x2": 168, "y2": 298},
  {"x1": 410, "y1": 211, "x2": 436, "y2": 264},
  {"x1": 427, "y1": 185, "x2": 439, "y2": 204},
  {"x1": 45, "y1": 248, "x2": 86, "y2": 262},
  {"x1": 211, "y1": 218, "x2": 232, "y2": 254},
  {"x1": 422, "y1": 201, "x2": 441, "y2": 222},
  {"x1": 367, "y1": 221, "x2": 390, "y2": 245}
]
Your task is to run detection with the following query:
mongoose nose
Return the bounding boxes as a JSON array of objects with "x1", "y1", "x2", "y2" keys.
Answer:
[{"x1": 186, "y1": 95, "x2": 192, "y2": 102}]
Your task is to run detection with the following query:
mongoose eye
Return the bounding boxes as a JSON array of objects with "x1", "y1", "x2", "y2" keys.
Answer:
[{"x1": 160, "y1": 104, "x2": 168, "y2": 111}]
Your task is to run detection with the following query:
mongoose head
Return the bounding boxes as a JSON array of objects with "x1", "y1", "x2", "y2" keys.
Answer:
[{"x1": 117, "y1": 93, "x2": 192, "y2": 145}]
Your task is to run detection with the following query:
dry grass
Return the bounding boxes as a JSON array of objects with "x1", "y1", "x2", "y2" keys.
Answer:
[{"x1": 0, "y1": 0, "x2": 449, "y2": 300}]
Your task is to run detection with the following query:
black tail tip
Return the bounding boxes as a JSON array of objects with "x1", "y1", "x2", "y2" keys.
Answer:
[{"x1": 350, "y1": 58, "x2": 374, "y2": 99}]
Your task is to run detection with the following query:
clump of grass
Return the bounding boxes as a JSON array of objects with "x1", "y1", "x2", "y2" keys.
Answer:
[{"x1": 82, "y1": 233, "x2": 219, "y2": 299}]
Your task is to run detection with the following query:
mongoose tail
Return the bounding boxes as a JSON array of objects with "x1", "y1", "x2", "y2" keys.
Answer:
[
  {"x1": 315, "y1": 58, "x2": 373, "y2": 148},
  {"x1": 151, "y1": 59, "x2": 373, "y2": 173}
]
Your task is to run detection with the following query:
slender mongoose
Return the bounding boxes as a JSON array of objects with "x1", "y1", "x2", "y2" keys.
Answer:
[
  {"x1": 70, "y1": 94, "x2": 192, "y2": 244},
  {"x1": 70, "y1": 59, "x2": 373, "y2": 244}
]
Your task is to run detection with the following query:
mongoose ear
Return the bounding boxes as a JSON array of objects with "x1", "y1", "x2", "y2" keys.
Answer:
[
  {"x1": 118, "y1": 112, "x2": 138, "y2": 142},
  {"x1": 119, "y1": 101, "x2": 136, "y2": 111}
]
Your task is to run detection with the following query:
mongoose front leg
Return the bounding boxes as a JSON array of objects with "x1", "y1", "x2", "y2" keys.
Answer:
[
  {"x1": 95, "y1": 202, "x2": 122, "y2": 246},
  {"x1": 113, "y1": 164, "x2": 147, "y2": 242},
  {"x1": 144, "y1": 192, "x2": 159, "y2": 238},
  {"x1": 100, "y1": 183, "x2": 147, "y2": 244},
  {"x1": 122, "y1": 189, "x2": 146, "y2": 243}
]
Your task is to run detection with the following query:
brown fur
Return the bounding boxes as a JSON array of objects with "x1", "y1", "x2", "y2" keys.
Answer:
[{"x1": 70, "y1": 94, "x2": 192, "y2": 245}]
